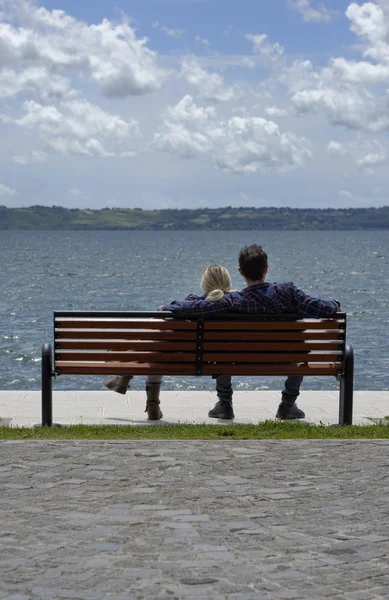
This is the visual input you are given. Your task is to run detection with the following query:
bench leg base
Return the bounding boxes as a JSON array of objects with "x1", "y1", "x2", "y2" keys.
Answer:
[
  {"x1": 41, "y1": 343, "x2": 54, "y2": 427},
  {"x1": 339, "y1": 344, "x2": 354, "y2": 426}
]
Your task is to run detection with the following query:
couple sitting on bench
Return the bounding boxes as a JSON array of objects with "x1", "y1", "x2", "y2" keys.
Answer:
[{"x1": 105, "y1": 244, "x2": 340, "y2": 421}]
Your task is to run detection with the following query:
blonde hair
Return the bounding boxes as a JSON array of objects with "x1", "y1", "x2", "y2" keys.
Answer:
[{"x1": 200, "y1": 265, "x2": 232, "y2": 302}]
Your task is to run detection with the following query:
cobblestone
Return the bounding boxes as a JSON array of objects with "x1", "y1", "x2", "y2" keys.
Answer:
[{"x1": 1, "y1": 440, "x2": 389, "y2": 599}]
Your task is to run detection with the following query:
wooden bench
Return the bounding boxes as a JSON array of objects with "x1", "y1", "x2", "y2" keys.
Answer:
[{"x1": 41, "y1": 310, "x2": 354, "y2": 426}]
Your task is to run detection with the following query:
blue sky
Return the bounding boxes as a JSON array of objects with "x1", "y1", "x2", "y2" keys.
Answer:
[
  {"x1": 40, "y1": 0, "x2": 353, "y2": 67},
  {"x1": 1, "y1": 0, "x2": 388, "y2": 209}
]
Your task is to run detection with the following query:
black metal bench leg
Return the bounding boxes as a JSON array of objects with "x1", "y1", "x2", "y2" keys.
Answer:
[
  {"x1": 339, "y1": 344, "x2": 354, "y2": 426},
  {"x1": 41, "y1": 343, "x2": 53, "y2": 427}
]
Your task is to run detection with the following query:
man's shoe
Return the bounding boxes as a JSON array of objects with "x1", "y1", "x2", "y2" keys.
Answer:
[
  {"x1": 208, "y1": 400, "x2": 235, "y2": 419},
  {"x1": 104, "y1": 375, "x2": 132, "y2": 395},
  {"x1": 276, "y1": 403, "x2": 305, "y2": 420}
]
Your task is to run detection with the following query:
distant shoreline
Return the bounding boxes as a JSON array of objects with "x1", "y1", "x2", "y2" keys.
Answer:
[{"x1": 1, "y1": 205, "x2": 389, "y2": 230}]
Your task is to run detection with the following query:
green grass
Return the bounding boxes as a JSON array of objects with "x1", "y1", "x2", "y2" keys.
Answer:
[{"x1": 1, "y1": 421, "x2": 389, "y2": 440}]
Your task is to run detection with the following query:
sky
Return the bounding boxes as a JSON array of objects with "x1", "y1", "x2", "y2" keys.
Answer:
[{"x1": 0, "y1": 0, "x2": 389, "y2": 209}]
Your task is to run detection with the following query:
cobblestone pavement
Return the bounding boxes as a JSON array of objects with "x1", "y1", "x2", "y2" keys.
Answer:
[{"x1": 1, "y1": 440, "x2": 389, "y2": 600}]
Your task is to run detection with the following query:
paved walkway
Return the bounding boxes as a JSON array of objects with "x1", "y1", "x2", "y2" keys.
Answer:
[
  {"x1": 1, "y1": 390, "x2": 389, "y2": 427},
  {"x1": 1, "y1": 440, "x2": 389, "y2": 600}
]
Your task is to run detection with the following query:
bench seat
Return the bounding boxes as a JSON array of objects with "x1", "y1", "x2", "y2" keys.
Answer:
[{"x1": 41, "y1": 311, "x2": 354, "y2": 426}]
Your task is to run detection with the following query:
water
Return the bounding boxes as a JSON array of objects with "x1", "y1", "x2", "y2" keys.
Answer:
[{"x1": 1, "y1": 230, "x2": 388, "y2": 392}]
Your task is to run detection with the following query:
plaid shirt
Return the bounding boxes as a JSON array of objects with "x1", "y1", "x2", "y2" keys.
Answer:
[{"x1": 160, "y1": 282, "x2": 339, "y2": 318}]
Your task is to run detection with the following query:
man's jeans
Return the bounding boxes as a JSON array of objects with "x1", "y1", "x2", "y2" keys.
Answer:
[{"x1": 214, "y1": 375, "x2": 304, "y2": 406}]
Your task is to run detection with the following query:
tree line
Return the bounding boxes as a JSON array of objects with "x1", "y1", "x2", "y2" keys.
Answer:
[{"x1": 1, "y1": 205, "x2": 389, "y2": 230}]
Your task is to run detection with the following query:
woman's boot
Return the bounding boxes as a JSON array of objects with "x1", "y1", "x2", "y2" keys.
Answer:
[
  {"x1": 145, "y1": 382, "x2": 163, "y2": 420},
  {"x1": 104, "y1": 375, "x2": 133, "y2": 395}
]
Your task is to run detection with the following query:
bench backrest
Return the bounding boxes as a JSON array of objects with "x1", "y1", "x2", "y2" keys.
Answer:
[{"x1": 53, "y1": 311, "x2": 346, "y2": 377}]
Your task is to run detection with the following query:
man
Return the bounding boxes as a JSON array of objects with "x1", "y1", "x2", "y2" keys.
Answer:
[{"x1": 160, "y1": 244, "x2": 340, "y2": 420}]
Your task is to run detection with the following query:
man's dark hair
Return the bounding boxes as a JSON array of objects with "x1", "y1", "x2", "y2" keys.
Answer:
[{"x1": 239, "y1": 244, "x2": 268, "y2": 281}]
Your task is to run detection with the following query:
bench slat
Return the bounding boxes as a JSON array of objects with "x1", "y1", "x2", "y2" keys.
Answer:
[
  {"x1": 55, "y1": 318, "x2": 197, "y2": 330},
  {"x1": 203, "y1": 352, "x2": 342, "y2": 362},
  {"x1": 204, "y1": 320, "x2": 345, "y2": 331},
  {"x1": 55, "y1": 362, "x2": 196, "y2": 375},
  {"x1": 55, "y1": 329, "x2": 345, "y2": 342},
  {"x1": 202, "y1": 363, "x2": 341, "y2": 376},
  {"x1": 55, "y1": 340, "x2": 197, "y2": 351},
  {"x1": 55, "y1": 340, "x2": 343, "y2": 352},
  {"x1": 203, "y1": 341, "x2": 343, "y2": 351},
  {"x1": 55, "y1": 361, "x2": 341, "y2": 376},
  {"x1": 55, "y1": 329, "x2": 197, "y2": 340},
  {"x1": 206, "y1": 331, "x2": 344, "y2": 341},
  {"x1": 55, "y1": 351, "x2": 196, "y2": 362}
]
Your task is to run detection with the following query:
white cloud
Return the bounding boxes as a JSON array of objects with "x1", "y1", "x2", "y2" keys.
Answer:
[
  {"x1": 282, "y1": 4, "x2": 389, "y2": 132},
  {"x1": 339, "y1": 190, "x2": 353, "y2": 198},
  {"x1": 1, "y1": 0, "x2": 165, "y2": 98},
  {"x1": 2, "y1": 98, "x2": 140, "y2": 158},
  {"x1": 13, "y1": 149, "x2": 47, "y2": 164},
  {"x1": 279, "y1": 59, "x2": 319, "y2": 93},
  {"x1": 346, "y1": 2, "x2": 388, "y2": 61},
  {"x1": 289, "y1": 0, "x2": 332, "y2": 23},
  {"x1": 152, "y1": 21, "x2": 184, "y2": 38},
  {"x1": 214, "y1": 117, "x2": 311, "y2": 174},
  {"x1": 154, "y1": 96, "x2": 311, "y2": 174},
  {"x1": 154, "y1": 122, "x2": 212, "y2": 158},
  {"x1": 264, "y1": 106, "x2": 288, "y2": 117},
  {"x1": 354, "y1": 139, "x2": 387, "y2": 165},
  {"x1": 327, "y1": 138, "x2": 387, "y2": 167},
  {"x1": 327, "y1": 141, "x2": 347, "y2": 156},
  {"x1": 195, "y1": 35, "x2": 209, "y2": 46},
  {"x1": 162, "y1": 26, "x2": 184, "y2": 38},
  {"x1": 13, "y1": 156, "x2": 28, "y2": 165},
  {"x1": 154, "y1": 96, "x2": 215, "y2": 157},
  {"x1": 196, "y1": 54, "x2": 258, "y2": 70},
  {"x1": 357, "y1": 152, "x2": 385, "y2": 165},
  {"x1": 0, "y1": 183, "x2": 16, "y2": 196},
  {"x1": 68, "y1": 187, "x2": 91, "y2": 202},
  {"x1": 344, "y1": 2, "x2": 389, "y2": 90},
  {"x1": 165, "y1": 94, "x2": 216, "y2": 122},
  {"x1": 329, "y1": 57, "x2": 389, "y2": 83},
  {"x1": 0, "y1": 1, "x2": 155, "y2": 165},
  {"x1": 181, "y1": 59, "x2": 238, "y2": 102},
  {"x1": 292, "y1": 86, "x2": 356, "y2": 126},
  {"x1": 0, "y1": 67, "x2": 74, "y2": 101},
  {"x1": 240, "y1": 57, "x2": 257, "y2": 69},
  {"x1": 291, "y1": 84, "x2": 389, "y2": 131},
  {"x1": 245, "y1": 34, "x2": 284, "y2": 60}
]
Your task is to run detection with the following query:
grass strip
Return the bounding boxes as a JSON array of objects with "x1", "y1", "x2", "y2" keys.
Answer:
[{"x1": 0, "y1": 421, "x2": 389, "y2": 440}]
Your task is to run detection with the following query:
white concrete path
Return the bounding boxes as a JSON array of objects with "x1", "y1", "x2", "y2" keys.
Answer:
[{"x1": 0, "y1": 390, "x2": 388, "y2": 427}]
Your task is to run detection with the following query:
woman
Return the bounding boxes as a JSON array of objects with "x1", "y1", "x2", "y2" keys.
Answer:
[{"x1": 104, "y1": 264, "x2": 234, "y2": 419}]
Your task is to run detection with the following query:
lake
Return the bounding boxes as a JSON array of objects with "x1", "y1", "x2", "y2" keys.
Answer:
[{"x1": 1, "y1": 229, "x2": 388, "y2": 392}]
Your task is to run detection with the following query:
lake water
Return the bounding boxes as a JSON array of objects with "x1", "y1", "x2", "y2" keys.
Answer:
[{"x1": 1, "y1": 230, "x2": 388, "y2": 392}]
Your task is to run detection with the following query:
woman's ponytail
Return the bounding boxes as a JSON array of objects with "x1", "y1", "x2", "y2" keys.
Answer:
[{"x1": 200, "y1": 265, "x2": 233, "y2": 302}]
